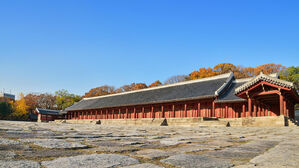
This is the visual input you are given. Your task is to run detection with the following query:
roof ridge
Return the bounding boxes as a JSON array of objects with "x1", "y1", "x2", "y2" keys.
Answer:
[
  {"x1": 234, "y1": 77, "x2": 253, "y2": 83},
  {"x1": 215, "y1": 72, "x2": 234, "y2": 96},
  {"x1": 83, "y1": 72, "x2": 232, "y2": 100},
  {"x1": 235, "y1": 73, "x2": 294, "y2": 94},
  {"x1": 36, "y1": 108, "x2": 61, "y2": 112}
]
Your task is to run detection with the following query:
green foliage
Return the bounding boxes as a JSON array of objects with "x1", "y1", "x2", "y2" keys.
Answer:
[
  {"x1": 55, "y1": 89, "x2": 82, "y2": 110},
  {"x1": 280, "y1": 66, "x2": 299, "y2": 90},
  {"x1": 0, "y1": 102, "x2": 13, "y2": 119}
]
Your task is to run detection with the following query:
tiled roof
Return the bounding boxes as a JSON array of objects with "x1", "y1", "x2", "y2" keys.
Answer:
[
  {"x1": 36, "y1": 108, "x2": 63, "y2": 115},
  {"x1": 66, "y1": 72, "x2": 233, "y2": 111},
  {"x1": 216, "y1": 78, "x2": 252, "y2": 103},
  {"x1": 235, "y1": 72, "x2": 294, "y2": 94}
]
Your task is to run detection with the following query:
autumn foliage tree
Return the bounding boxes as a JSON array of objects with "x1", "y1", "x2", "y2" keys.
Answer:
[
  {"x1": 189, "y1": 63, "x2": 284, "y2": 80},
  {"x1": 254, "y1": 63, "x2": 285, "y2": 76},
  {"x1": 149, "y1": 80, "x2": 162, "y2": 87},
  {"x1": 84, "y1": 85, "x2": 115, "y2": 98},
  {"x1": 12, "y1": 93, "x2": 29, "y2": 120},
  {"x1": 190, "y1": 68, "x2": 217, "y2": 80}
]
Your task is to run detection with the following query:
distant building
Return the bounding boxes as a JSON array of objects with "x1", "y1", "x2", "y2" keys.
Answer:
[
  {"x1": 0, "y1": 93, "x2": 15, "y2": 102},
  {"x1": 35, "y1": 108, "x2": 66, "y2": 122}
]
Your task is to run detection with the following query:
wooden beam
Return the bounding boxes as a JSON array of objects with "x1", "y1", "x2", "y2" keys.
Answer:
[{"x1": 253, "y1": 90, "x2": 280, "y2": 97}]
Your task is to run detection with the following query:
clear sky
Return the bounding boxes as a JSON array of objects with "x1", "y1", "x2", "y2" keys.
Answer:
[{"x1": 0, "y1": 0, "x2": 298, "y2": 97}]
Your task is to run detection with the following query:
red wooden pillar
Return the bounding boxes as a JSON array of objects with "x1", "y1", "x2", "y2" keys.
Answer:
[
  {"x1": 172, "y1": 104, "x2": 175, "y2": 118},
  {"x1": 212, "y1": 101, "x2": 215, "y2": 117},
  {"x1": 219, "y1": 105, "x2": 222, "y2": 118},
  {"x1": 133, "y1": 107, "x2": 136, "y2": 119},
  {"x1": 279, "y1": 92, "x2": 284, "y2": 116},
  {"x1": 225, "y1": 104, "x2": 228, "y2": 118},
  {"x1": 184, "y1": 104, "x2": 187, "y2": 118},
  {"x1": 125, "y1": 108, "x2": 128, "y2": 119},
  {"x1": 197, "y1": 103, "x2": 200, "y2": 117},
  {"x1": 253, "y1": 103, "x2": 257, "y2": 117},
  {"x1": 248, "y1": 97, "x2": 252, "y2": 117},
  {"x1": 118, "y1": 109, "x2": 121, "y2": 119},
  {"x1": 151, "y1": 106, "x2": 154, "y2": 118},
  {"x1": 161, "y1": 105, "x2": 164, "y2": 118},
  {"x1": 106, "y1": 109, "x2": 108, "y2": 119},
  {"x1": 283, "y1": 98, "x2": 287, "y2": 116},
  {"x1": 142, "y1": 107, "x2": 145, "y2": 118},
  {"x1": 242, "y1": 104, "x2": 245, "y2": 118}
]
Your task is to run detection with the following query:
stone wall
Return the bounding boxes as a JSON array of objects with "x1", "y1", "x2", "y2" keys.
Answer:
[
  {"x1": 219, "y1": 115, "x2": 286, "y2": 127},
  {"x1": 56, "y1": 116, "x2": 288, "y2": 127}
]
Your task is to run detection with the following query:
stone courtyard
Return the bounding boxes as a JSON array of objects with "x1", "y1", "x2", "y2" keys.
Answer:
[{"x1": 0, "y1": 120, "x2": 298, "y2": 168}]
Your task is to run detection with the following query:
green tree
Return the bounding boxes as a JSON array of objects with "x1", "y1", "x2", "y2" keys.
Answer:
[
  {"x1": 0, "y1": 102, "x2": 13, "y2": 119},
  {"x1": 55, "y1": 90, "x2": 82, "y2": 110},
  {"x1": 280, "y1": 66, "x2": 299, "y2": 90}
]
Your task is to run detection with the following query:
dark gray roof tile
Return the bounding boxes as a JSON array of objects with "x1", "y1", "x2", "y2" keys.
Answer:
[{"x1": 66, "y1": 73, "x2": 233, "y2": 111}]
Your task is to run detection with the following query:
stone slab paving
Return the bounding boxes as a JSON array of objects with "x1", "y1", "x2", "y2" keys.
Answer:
[
  {"x1": 20, "y1": 139, "x2": 88, "y2": 149},
  {"x1": 122, "y1": 163, "x2": 164, "y2": 168},
  {"x1": 0, "y1": 151, "x2": 17, "y2": 159},
  {"x1": 0, "y1": 120, "x2": 299, "y2": 168},
  {"x1": 161, "y1": 154, "x2": 233, "y2": 168},
  {"x1": 41, "y1": 154, "x2": 139, "y2": 168},
  {"x1": 135, "y1": 149, "x2": 172, "y2": 159},
  {"x1": 0, "y1": 160, "x2": 40, "y2": 168}
]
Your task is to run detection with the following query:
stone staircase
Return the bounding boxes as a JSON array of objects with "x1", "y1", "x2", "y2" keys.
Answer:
[{"x1": 287, "y1": 118, "x2": 299, "y2": 127}]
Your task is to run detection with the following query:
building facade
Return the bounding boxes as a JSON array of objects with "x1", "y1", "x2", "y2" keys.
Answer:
[
  {"x1": 65, "y1": 72, "x2": 299, "y2": 123},
  {"x1": 0, "y1": 93, "x2": 15, "y2": 102},
  {"x1": 36, "y1": 108, "x2": 66, "y2": 122}
]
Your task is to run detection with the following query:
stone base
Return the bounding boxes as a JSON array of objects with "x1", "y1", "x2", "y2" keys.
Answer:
[{"x1": 54, "y1": 116, "x2": 290, "y2": 127}]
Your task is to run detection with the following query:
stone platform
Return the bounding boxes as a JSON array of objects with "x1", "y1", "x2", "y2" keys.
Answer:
[
  {"x1": 0, "y1": 120, "x2": 299, "y2": 167},
  {"x1": 55, "y1": 115, "x2": 295, "y2": 127}
]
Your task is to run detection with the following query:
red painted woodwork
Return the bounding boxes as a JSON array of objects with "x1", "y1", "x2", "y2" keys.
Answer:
[{"x1": 66, "y1": 80, "x2": 297, "y2": 120}]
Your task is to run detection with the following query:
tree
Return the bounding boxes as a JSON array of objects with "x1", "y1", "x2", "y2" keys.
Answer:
[
  {"x1": 149, "y1": 80, "x2": 162, "y2": 87},
  {"x1": 84, "y1": 85, "x2": 115, "y2": 98},
  {"x1": 213, "y1": 63, "x2": 237, "y2": 74},
  {"x1": 12, "y1": 93, "x2": 29, "y2": 119},
  {"x1": 132, "y1": 83, "x2": 148, "y2": 90},
  {"x1": 36, "y1": 93, "x2": 57, "y2": 109},
  {"x1": 56, "y1": 90, "x2": 82, "y2": 110},
  {"x1": 164, "y1": 75, "x2": 188, "y2": 84},
  {"x1": 241, "y1": 67, "x2": 255, "y2": 78},
  {"x1": 0, "y1": 102, "x2": 13, "y2": 119},
  {"x1": 280, "y1": 66, "x2": 299, "y2": 90},
  {"x1": 115, "y1": 83, "x2": 148, "y2": 93},
  {"x1": 25, "y1": 94, "x2": 38, "y2": 113},
  {"x1": 254, "y1": 63, "x2": 285, "y2": 76},
  {"x1": 189, "y1": 68, "x2": 217, "y2": 80}
]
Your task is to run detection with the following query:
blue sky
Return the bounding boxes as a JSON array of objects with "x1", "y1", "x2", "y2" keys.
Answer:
[{"x1": 0, "y1": 0, "x2": 298, "y2": 97}]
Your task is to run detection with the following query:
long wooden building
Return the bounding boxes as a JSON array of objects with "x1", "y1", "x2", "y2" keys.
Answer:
[{"x1": 65, "y1": 72, "x2": 299, "y2": 123}]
